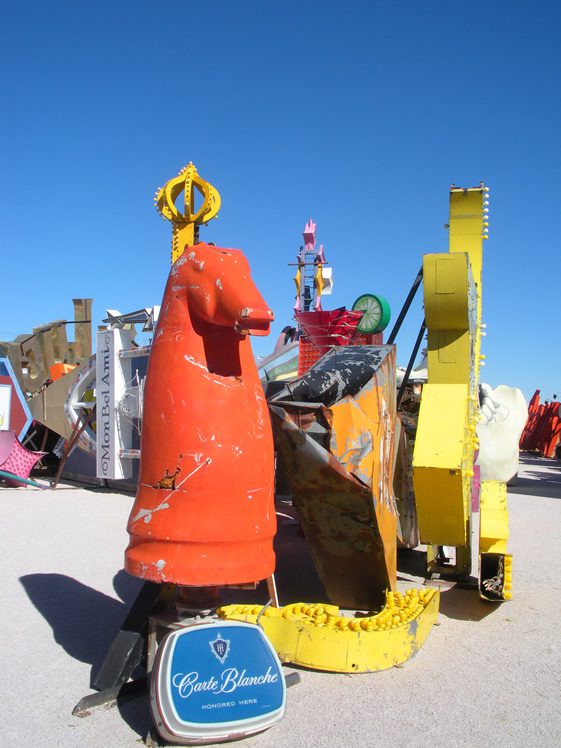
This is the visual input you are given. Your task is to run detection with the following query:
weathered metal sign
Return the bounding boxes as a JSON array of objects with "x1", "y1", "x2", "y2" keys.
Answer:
[
  {"x1": 269, "y1": 345, "x2": 398, "y2": 610},
  {"x1": 95, "y1": 329, "x2": 133, "y2": 479},
  {"x1": 150, "y1": 621, "x2": 286, "y2": 744}
]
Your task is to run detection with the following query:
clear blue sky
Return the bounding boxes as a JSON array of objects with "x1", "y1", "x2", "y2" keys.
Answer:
[{"x1": 1, "y1": 1, "x2": 559, "y2": 402}]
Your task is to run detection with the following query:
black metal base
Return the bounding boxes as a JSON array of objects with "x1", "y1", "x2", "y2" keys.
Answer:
[
  {"x1": 73, "y1": 676, "x2": 148, "y2": 716},
  {"x1": 92, "y1": 581, "x2": 174, "y2": 691}
]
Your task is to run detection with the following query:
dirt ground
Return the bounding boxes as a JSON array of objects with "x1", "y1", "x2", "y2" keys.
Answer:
[{"x1": 2, "y1": 455, "x2": 560, "y2": 747}]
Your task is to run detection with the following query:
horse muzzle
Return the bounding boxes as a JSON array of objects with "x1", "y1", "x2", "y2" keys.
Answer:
[{"x1": 235, "y1": 307, "x2": 274, "y2": 336}]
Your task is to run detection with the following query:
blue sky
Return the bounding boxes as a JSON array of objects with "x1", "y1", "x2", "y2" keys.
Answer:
[{"x1": 1, "y1": 1, "x2": 559, "y2": 402}]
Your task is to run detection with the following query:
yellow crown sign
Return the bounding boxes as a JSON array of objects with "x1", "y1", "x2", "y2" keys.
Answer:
[{"x1": 155, "y1": 162, "x2": 221, "y2": 263}]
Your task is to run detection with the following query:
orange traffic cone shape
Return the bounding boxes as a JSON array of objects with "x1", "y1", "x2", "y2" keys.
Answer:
[{"x1": 125, "y1": 243, "x2": 276, "y2": 586}]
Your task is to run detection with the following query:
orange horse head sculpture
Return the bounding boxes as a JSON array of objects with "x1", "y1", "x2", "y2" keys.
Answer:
[{"x1": 125, "y1": 243, "x2": 276, "y2": 586}]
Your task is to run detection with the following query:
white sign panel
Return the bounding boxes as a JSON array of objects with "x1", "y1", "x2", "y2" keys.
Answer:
[
  {"x1": 151, "y1": 622, "x2": 286, "y2": 744},
  {"x1": 0, "y1": 384, "x2": 11, "y2": 430},
  {"x1": 96, "y1": 329, "x2": 133, "y2": 480}
]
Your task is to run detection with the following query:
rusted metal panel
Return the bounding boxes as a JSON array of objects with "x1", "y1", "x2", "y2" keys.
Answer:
[
  {"x1": 269, "y1": 346, "x2": 397, "y2": 610},
  {"x1": 393, "y1": 417, "x2": 420, "y2": 548}
]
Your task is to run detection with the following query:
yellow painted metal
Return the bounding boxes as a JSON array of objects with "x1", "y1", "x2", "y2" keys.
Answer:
[
  {"x1": 426, "y1": 330, "x2": 473, "y2": 384},
  {"x1": 314, "y1": 263, "x2": 325, "y2": 298},
  {"x1": 449, "y1": 185, "x2": 487, "y2": 383},
  {"x1": 293, "y1": 266, "x2": 301, "y2": 299},
  {"x1": 449, "y1": 186, "x2": 485, "y2": 286},
  {"x1": 479, "y1": 480, "x2": 509, "y2": 554},
  {"x1": 155, "y1": 162, "x2": 221, "y2": 264},
  {"x1": 218, "y1": 588, "x2": 440, "y2": 673},
  {"x1": 503, "y1": 555, "x2": 513, "y2": 599},
  {"x1": 413, "y1": 183, "x2": 511, "y2": 595},
  {"x1": 479, "y1": 481, "x2": 512, "y2": 599},
  {"x1": 413, "y1": 186, "x2": 486, "y2": 558},
  {"x1": 423, "y1": 252, "x2": 475, "y2": 385},
  {"x1": 424, "y1": 253, "x2": 474, "y2": 331},
  {"x1": 413, "y1": 383, "x2": 474, "y2": 545},
  {"x1": 414, "y1": 253, "x2": 476, "y2": 546}
]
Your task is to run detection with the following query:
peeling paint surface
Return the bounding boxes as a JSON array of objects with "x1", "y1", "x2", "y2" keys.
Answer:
[
  {"x1": 183, "y1": 353, "x2": 208, "y2": 372},
  {"x1": 133, "y1": 457, "x2": 212, "y2": 523},
  {"x1": 269, "y1": 345, "x2": 398, "y2": 610},
  {"x1": 125, "y1": 242, "x2": 276, "y2": 586}
]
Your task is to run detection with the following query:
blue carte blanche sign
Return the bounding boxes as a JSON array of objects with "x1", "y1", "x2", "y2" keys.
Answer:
[{"x1": 150, "y1": 621, "x2": 286, "y2": 744}]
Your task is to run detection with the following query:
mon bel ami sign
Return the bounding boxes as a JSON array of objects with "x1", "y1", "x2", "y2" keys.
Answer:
[{"x1": 150, "y1": 621, "x2": 286, "y2": 744}]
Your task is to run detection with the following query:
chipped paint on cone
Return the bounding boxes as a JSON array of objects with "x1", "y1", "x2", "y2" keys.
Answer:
[{"x1": 125, "y1": 243, "x2": 276, "y2": 586}]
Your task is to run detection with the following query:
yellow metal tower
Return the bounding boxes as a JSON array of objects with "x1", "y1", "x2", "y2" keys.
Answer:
[{"x1": 413, "y1": 185, "x2": 511, "y2": 600}]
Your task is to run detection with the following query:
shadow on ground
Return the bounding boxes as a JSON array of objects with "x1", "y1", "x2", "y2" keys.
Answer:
[
  {"x1": 20, "y1": 570, "x2": 153, "y2": 736},
  {"x1": 437, "y1": 586, "x2": 498, "y2": 622},
  {"x1": 510, "y1": 456, "x2": 561, "y2": 499},
  {"x1": 17, "y1": 512, "x2": 326, "y2": 739},
  {"x1": 20, "y1": 570, "x2": 143, "y2": 669},
  {"x1": 519, "y1": 454, "x2": 560, "y2": 469},
  {"x1": 508, "y1": 471, "x2": 561, "y2": 499},
  {"x1": 396, "y1": 549, "x2": 497, "y2": 622},
  {"x1": 397, "y1": 548, "x2": 426, "y2": 578}
]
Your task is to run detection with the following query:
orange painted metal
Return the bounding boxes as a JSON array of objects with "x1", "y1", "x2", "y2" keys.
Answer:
[
  {"x1": 125, "y1": 243, "x2": 276, "y2": 586},
  {"x1": 49, "y1": 362, "x2": 76, "y2": 381}
]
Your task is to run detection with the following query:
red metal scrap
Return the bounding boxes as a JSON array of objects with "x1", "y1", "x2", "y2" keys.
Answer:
[{"x1": 520, "y1": 389, "x2": 561, "y2": 458}]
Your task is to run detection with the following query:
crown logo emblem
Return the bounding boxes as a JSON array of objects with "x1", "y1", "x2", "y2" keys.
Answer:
[{"x1": 209, "y1": 633, "x2": 230, "y2": 664}]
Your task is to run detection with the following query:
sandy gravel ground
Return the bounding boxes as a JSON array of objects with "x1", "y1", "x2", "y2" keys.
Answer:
[{"x1": 2, "y1": 455, "x2": 560, "y2": 747}]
